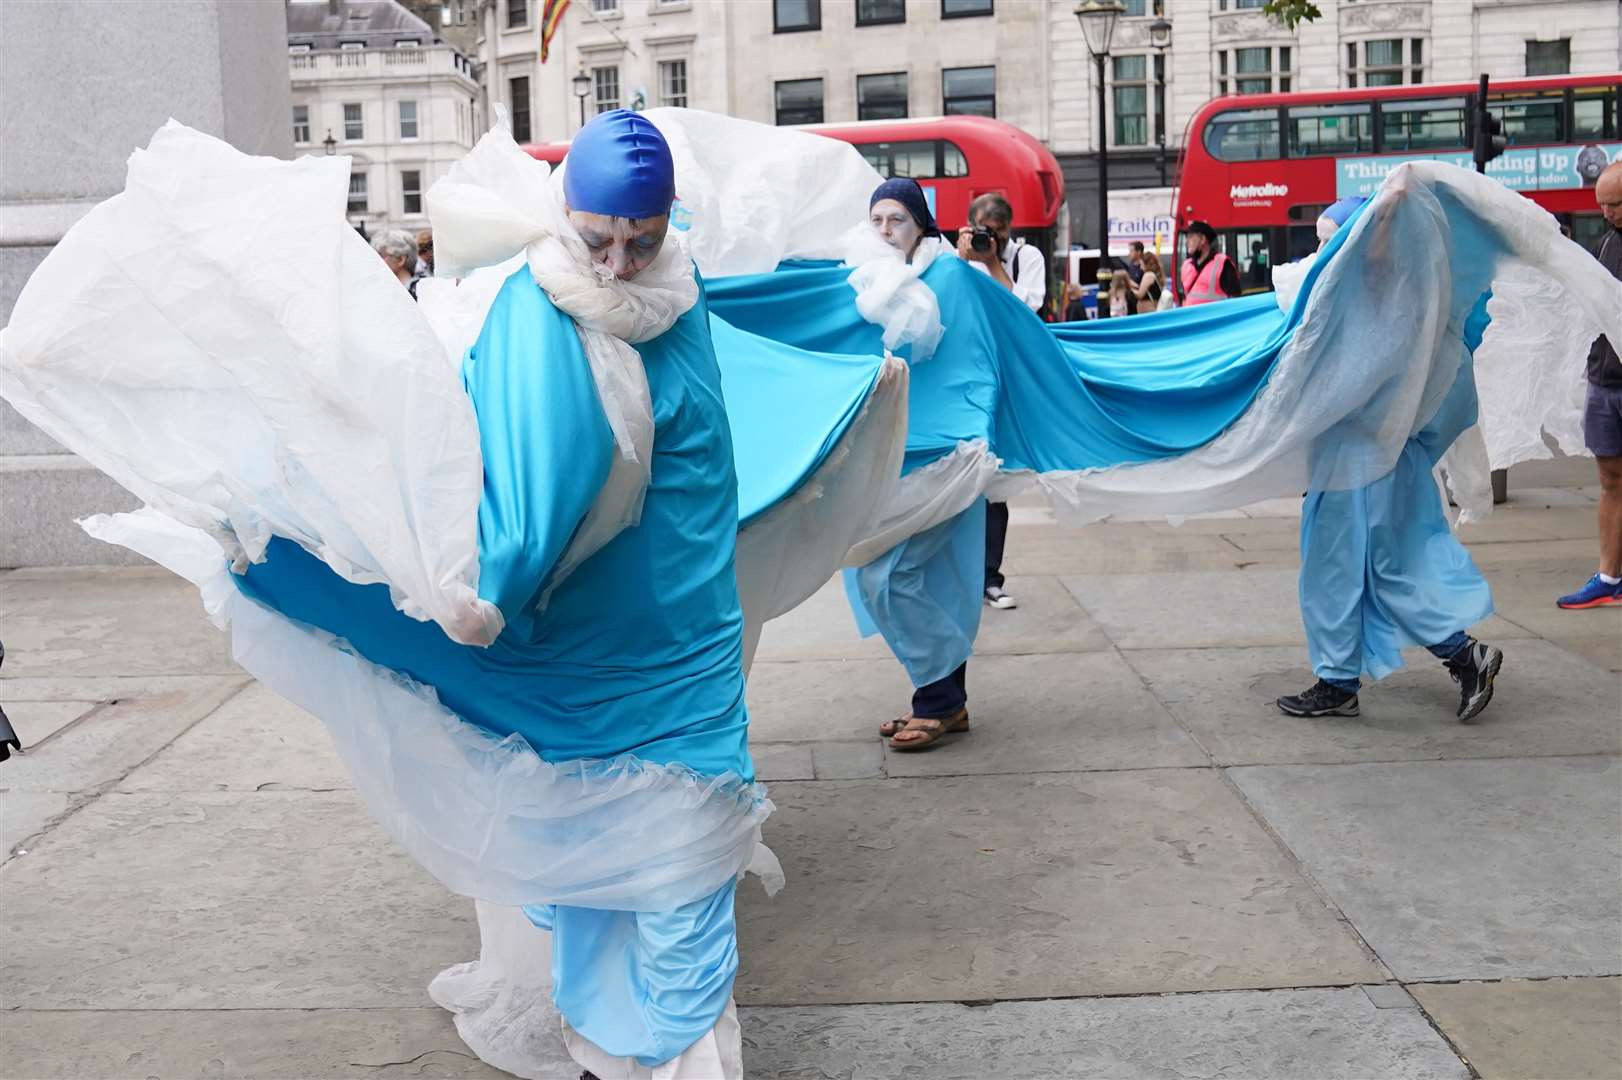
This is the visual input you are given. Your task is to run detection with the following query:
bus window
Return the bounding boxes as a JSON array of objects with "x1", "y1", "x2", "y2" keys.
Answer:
[
  {"x1": 1572, "y1": 85, "x2": 1617, "y2": 141},
  {"x1": 1226, "y1": 230, "x2": 1272, "y2": 292},
  {"x1": 1378, "y1": 96, "x2": 1467, "y2": 152},
  {"x1": 1202, "y1": 107, "x2": 1280, "y2": 162},
  {"x1": 1488, "y1": 93, "x2": 1565, "y2": 145},
  {"x1": 856, "y1": 138, "x2": 970, "y2": 179},
  {"x1": 1287, "y1": 103, "x2": 1373, "y2": 157}
]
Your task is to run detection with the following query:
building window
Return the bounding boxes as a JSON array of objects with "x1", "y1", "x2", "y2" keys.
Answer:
[
  {"x1": 1216, "y1": 46, "x2": 1290, "y2": 96},
  {"x1": 1525, "y1": 39, "x2": 1570, "y2": 76},
  {"x1": 593, "y1": 66, "x2": 620, "y2": 113},
  {"x1": 774, "y1": 0, "x2": 820, "y2": 32},
  {"x1": 348, "y1": 171, "x2": 368, "y2": 213},
  {"x1": 1112, "y1": 55, "x2": 1148, "y2": 145},
  {"x1": 942, "y1": 0, "x2": 992, "y2": 16},
  {"x1": 340, "y1": 41, "x2": 365, "y2": 50},
  {"x1": 942, "y1": 65, "x2": 995, "y2": 117},
  {"x1": 402, "y1": 169, "x2": 423, "y2": 215},
  {"x1": 509, "y1": 76, "x2": 532, "y2": 142},
  {"x1": 289, "y1": 43, "x2": 312, "y2": 54},
  {"x1": 1121, "y1": 0, "x2": 1146, "y2": 13},
  {"x1": 857, "y1": 0, "x2": 905, "y2": 26},
  {"x1": 399, "y1": 100, "x2": 419, "y2": 140},
  {"x1": 507, "y1": 0, "x2": 528, "y2": 28},
  {"x1": 857, "y1": 72, "x2": 908, "y2": 121},
  {"x1": 775, "y1": 78, "x2": 824, "y2": 125},
  {"x1": 1348, "y1": 38, "x2": 1423, "y2": 87},
  {"x1": 659, "y1": 60, "x2": 688, "y2": 108},
  {"x1": 292, "y1": 104, "x2": 310, "y2": 144},
  {"x1": 592, "y1": 0, "x2": 619, "y2": 11},
  {"x1": 343, "y1": 102, "x2": 364, "y2": 140}
]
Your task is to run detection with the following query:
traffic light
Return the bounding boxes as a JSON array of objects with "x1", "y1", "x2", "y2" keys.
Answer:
[{"x1": 1473, "y1": 74, "x2": 1507, "y2": 174}]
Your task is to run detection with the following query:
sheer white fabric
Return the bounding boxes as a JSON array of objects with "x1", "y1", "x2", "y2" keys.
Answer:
[
  {"x1": 842, "y1": 228, "x2": 952, "y2": 360},
  {"x1": 638, "y1": 107, "x2": 886, "y2": 275},
  {"x1": 0, "y1": 121, "x2": 501, "y2": 646}
]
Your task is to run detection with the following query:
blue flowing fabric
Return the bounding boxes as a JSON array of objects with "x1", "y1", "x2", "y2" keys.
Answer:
[
  {"x1": 1300, "y1": 299, "x2": 1495, "y2": 683},
  {"x1": 233, "y1": 267, "x2": 759, "y2": 1065}
]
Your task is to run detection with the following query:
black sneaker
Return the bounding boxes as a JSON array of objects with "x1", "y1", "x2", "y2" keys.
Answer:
[
  {"x1": 1445, "y1": 639, "x2": 1503, "y2": 723},
  {"x1": 1277, "y1": 679, "x2": 1360, "y2": 717}
]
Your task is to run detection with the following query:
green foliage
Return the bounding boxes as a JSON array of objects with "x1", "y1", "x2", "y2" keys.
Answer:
[{"x1": 1262, "y1": 0, "x2": 1323, "y2": 30}]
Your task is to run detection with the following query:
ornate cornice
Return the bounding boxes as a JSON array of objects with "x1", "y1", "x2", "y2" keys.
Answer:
[
  {"x1": 1210, "y1": 10, "x2": 1293, "y2": 45},
  {"x1": 1341, "y1": 2, "x2": 1430, "y2": 32}
]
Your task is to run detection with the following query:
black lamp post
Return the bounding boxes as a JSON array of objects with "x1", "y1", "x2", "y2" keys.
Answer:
[
  {"x1": 1150, "y1": 17, "x2": 1172, "y2": 186},
  {"x1": 1075, "y1": 0, "x2": 1127, "y2": 284},
  {"x1": 322, "y1": 130, "x2": 337, "y2": 155},
  {"x1": 572, "y1": 68, "x2": 592, "y2": 129}
]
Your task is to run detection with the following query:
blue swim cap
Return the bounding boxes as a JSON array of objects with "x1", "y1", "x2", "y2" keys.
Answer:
[
  {"x1": 870, "y1": 178, "x2": 938, "y2": 236},
  {"x1": 563, "y1": 109, "x2": 676, "y2": 221},
  {"x1": 1323, "y1": 196, "x2": 1367, "y2": 229}
]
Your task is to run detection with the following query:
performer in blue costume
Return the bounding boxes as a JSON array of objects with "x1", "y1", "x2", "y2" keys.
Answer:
[{"x1": 1277, "y1": 197, "x2": 1504, "y2": 722}]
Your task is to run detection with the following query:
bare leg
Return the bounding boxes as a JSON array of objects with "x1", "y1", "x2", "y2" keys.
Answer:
[{"x1": 1599, "y1": 456, "x2": 1622, "y2": 578}]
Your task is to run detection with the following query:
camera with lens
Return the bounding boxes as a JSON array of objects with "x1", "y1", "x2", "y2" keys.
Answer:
[{"x1": 969, "y1": 226, "x2": 996, "y2": 253}]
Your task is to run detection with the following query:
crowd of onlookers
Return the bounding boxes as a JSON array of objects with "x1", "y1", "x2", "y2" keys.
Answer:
[{"x1": 371, "y1": 227, "x2": 433, "y2": 299}]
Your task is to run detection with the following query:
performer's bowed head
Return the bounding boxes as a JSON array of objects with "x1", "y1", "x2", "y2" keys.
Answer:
[
  {"x1": 869, "y1": 177, "x2": 940, "y2": 263},
  {"x1": 563, "y1": 108, "x2": 676, "y2": 281}
]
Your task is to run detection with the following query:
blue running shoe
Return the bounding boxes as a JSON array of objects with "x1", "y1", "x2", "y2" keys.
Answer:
[{"x1": 1556, "y1": 574, "x2": 1622, "y2": 610}]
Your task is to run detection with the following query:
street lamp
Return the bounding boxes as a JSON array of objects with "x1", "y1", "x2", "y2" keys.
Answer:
[
  {"x1": 1075, "y1": 0, "x2": 1127, "y2": 285},
  {"x1": 572, "y1": 67, "x2": 592, "y2": 128},
  {"x1": 1150, "y1": 17, "x2": 1172, "y2": 185},
  {"x1": 322, "y1": 130, "x2": 337, "y2": 156}
]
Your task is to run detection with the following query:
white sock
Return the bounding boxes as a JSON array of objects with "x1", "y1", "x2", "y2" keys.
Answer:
[{"x1": 1600, "y1": 572, "x2": 1621, "y2": 585}]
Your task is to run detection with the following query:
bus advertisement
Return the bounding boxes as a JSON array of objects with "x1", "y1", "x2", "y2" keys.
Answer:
[{"x1": 1172, "y1": 73, "x2": 1622, "y2": 297}]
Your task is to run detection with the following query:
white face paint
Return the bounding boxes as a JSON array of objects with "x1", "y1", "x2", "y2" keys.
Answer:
[
  {"x1": 870, "y1": 199, "x2": 923, "y2": 261},
  {"x1": 566, "y1": 208, "x2": 671, "y2": 281}
]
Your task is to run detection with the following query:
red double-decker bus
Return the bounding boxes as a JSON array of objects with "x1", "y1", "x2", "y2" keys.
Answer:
[
  {"x1": 524, "y1": 113, "x2": 1067, "y2": 284},
  {"x1": 1172, "y1": 73, "x2": 1622, "y2": 296}
]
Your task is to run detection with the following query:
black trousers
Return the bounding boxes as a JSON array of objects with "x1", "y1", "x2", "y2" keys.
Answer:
[
  {"x1": 984, "y1": 500, "x2": 1009, "y2": 590},
  {"x1": 912, "y1": 663, "x2": 968, "y2": 718}
]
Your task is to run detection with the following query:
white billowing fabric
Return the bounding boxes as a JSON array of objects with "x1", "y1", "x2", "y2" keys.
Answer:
[
  {"x1": 0, "y1": 121, "x2": 502, "y2": 647},
  {"x1": 82, "y1": 508, "x2": 784, "y2": 913},
  {"x1": 735, "y1": 357, "x2": 911, "y2": 667},
  {"x1": 845, "y1": 440, "x2": 1002, "y2": 567},
  {"x1": 842, "y1": 228, "x2": 951, "y2": 360},
  {"x1": 425, "y1": 115, "x2": 701, "y2": 600},
  {"x1": 638, "y1": 107, "x2": 886, "y2": 276},
  {"x1": 995, "y1": 164, "x2": 1622, "y2": 525},
  {"x1": 427, "y1": 904, "x2": 744, "y2": 1080}
]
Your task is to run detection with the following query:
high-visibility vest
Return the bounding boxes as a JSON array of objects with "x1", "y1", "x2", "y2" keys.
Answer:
[{"x1": 1180, "y1": 252, "x2": 1233, "y2": 306}]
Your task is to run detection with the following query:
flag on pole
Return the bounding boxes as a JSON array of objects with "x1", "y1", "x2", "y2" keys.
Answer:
[{"x1": 540, "y1": 0, "x2": 569, "y2": 63}]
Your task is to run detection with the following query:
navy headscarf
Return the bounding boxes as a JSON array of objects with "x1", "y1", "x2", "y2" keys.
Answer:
[
  {"x1": 869, "y1": 178, "x2": 939, "y2": 237},
  {"x1": 563, "y1": 109, "x2": 676, "y2": 221}
]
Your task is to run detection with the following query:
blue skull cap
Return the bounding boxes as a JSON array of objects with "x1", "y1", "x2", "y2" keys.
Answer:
[
  {"x1": 1323, "y1": 196, "x2": 1368, "y2": 229},
  {"x1": 562, "y1": 109, "x2": 676, "y2": 221}
]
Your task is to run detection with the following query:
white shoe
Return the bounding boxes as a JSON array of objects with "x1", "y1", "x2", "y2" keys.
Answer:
[{"x1": 984, "y1": 585, "x2": 1017, "y2": 609}]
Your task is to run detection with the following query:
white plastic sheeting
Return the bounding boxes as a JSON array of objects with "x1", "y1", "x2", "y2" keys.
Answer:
[{"x1": 842, "y1": 229, "x2": 951, "y2": 361}]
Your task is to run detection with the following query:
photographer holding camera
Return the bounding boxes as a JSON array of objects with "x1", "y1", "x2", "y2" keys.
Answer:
[{"x1": 956, "y1": 192, "x2": 1045, "y2": 611}]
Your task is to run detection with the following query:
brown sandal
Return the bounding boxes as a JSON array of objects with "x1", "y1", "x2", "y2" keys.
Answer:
[
  {"x1": 887, "y1": 708, "x2": 969, "y2": 752},
  {"x1": 879, "y1": 713, "x2": 912, "y2": 738}
]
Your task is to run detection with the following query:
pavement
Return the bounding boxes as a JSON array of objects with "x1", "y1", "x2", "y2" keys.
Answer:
[{"x1": 2, "y1": 455, "x2": 1618, "y2": 1080}]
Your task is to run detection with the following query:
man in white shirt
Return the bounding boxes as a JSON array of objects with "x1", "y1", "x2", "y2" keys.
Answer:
[{"x1": 956, "y1": 192, "x2": 1046, "y2": 611}]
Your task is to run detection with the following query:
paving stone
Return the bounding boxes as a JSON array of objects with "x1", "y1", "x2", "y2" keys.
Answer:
[
  {"x1": 811, "y1": 740, "x2": 884, "y2": 779},
  {"x1": 1239, "y1": 497, "x2": 1306, "y2": 519},
  {"x1": 0, "y1": 673, "x2": 233, "y2": 701},
  {"x1": 1544, "y1": 632, "x2": 1622, "y2": 673},
  {"x1": 1483, "y1": 559, "x2": 1622, "y2": 638},
  {"x1": 1, "y1": 677, "x2": 248, "y2": 792},
  {"x1": 883, "y1": 651, "x2": 1207, "y2": 777},
  {"x1": 752, "y1": 577, "x2": 896, "y2": 664},
  {"x1": 0, "y1": 1008, "x2": 518, "y2": 1079},
  {"x1": 1361, "y1": 982, "x2": 1418, "y2": 1009},
  {"x1": 967, "y1": 574, "x2": 1113, "y2": 655},
  {"x1": 0, "y1": 790, "x2": 477, "y2": 1009},
  {"x1": 1229, "y1": 757, "x2": 1622, "y2": 981},
  {"x1": 1, "y1": 790, "x2": 70, "y2": 855},
  {"x1": 118, "y1": 682, "x2": 352, "y2": 792},
  {"x1": 743, "y1": 987, "x2": 1468, "y2": 1080},
  {"x1": 735, "y1": 771, "x2": 1379, "y2": 1005},
  {"x1": 747, "y1": 659, "x2": 914, "y2": 743},
  {"x1": 1410, "y1": 977, "x2": 1622, "y2": 1080},
  {"x1": 1466, "y1": 538, "x2": 1606, "y2": 569},
  {"x1": 0, "y1": 566, "x2": 236, "y2": 677},
  {"x1": 1002, "y1": 525, "x2": 1254, "y2": 576},
  {"x1": 1063, "y1": 569, "x2": 1524, "y2": 650},
  {"x1": 754, "y1": 743, "x2": 815, "y2": 782},
  {"x1": 1504, "y1": 485, "x2": 1598, "y2": 508},
  {"x1": 1126, "y1": 641, "x2": 1622, "y2": 766},
  {"x1": 0, "y1": 698, "x2": 95, "y2": 747}
]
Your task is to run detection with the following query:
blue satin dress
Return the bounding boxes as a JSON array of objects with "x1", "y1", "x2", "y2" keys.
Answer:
[{"x1": 234, "y1": 267, "x2": 751, "y2": 1066}]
